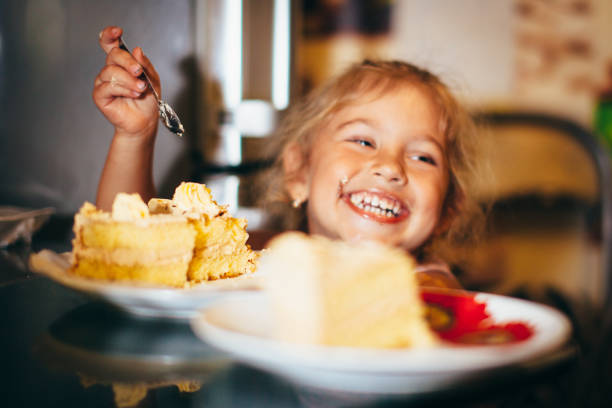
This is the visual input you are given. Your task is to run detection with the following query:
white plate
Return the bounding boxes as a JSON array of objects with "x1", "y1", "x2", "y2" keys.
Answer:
[
  {"x1": 191, "y1": 292, "x2": 572, "y2": 394},
  {"x1": 29, "y1": 249, "x2": 263, "y2": 319}
]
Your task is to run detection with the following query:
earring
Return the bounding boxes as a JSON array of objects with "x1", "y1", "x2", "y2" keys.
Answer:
[{"x1": 292, "y1": 198, "x2": 304, "y2": 208}]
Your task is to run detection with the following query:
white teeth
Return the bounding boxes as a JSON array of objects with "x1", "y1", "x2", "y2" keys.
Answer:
[{"x1": 348, "y1": 192, "x2": 402, "y2": 217}]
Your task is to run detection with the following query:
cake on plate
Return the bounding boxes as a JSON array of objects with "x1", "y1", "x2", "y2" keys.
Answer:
[
  {"x1": 259, "y1": 232, "x2": 437, "y2": 348},
  {"x1": 70, "y1": 182, "x2": 257, "y2": 287},
  {"x1": 149, "y1": 182, "x2": 257, "y2": 281},
  {"x1": 71, "y1": 193, "x2": 196, "y2": 287}
]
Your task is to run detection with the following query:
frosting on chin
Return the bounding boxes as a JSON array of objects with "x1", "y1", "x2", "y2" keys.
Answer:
[
  {"x1": 172, "y1": 182, "x2": 222, "y2": 218},
  {"x1": 112, "y1": 193, "x2": 150, "y2": 221}
]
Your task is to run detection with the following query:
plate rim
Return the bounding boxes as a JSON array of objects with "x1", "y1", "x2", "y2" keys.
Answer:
[
  {"x1": 29, "y1": 249, "x2": 262, "y2": 318},
  {"x1": 190, "y1": 291, "x2": 573, "y2": 374}
]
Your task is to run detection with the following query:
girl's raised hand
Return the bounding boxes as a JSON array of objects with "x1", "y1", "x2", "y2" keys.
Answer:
[{"x1": 92, "y1": 26, "x2": 160, "y2": 138}]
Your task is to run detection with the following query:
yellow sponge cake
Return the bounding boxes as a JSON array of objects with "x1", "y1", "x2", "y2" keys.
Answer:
[
  {"x1": 70, "y1": 183, "x2": 257, "y2": 287},
  {"x1": 188, "y1": 215, "x2": 255, "y2": 281},
  {"x1": 71, "y1": 194, "x2": 196, "y2": 287},
  {"x1": 260, "y1": 232, "x2": 437, "y2": 348},
  {"x1": 149, "y1": 182, "x2": 258, "y2": 282}
]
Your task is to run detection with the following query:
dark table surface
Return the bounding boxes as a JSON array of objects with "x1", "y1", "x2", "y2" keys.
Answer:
[{"x1": 0, "y1": 223, "x2": 607, "y2": 408}]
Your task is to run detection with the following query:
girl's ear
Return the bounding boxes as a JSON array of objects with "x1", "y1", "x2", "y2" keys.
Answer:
[{"x1": 282, "y1": 141, "x2": 309, "y2": 203}]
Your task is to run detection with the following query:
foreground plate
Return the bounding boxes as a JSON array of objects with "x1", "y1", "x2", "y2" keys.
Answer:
[
  {"x1": 29, "y1": 249, "x2": 263, "y2": 319},
  {"x1": 191, "y1": 292, "x2": 572, "y2": 394}
]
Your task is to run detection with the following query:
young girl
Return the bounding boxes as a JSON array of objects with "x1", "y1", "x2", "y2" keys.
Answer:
[{"x1": 93, "y1": 26, "x2": 483, "y2": 289}]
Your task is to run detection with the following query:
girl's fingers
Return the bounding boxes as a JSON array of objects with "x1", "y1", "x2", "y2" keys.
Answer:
[
  {"x1": 98, "y1": 65, "x2": 147, "y2": 94},
  {"x1": 95, "y1": 26, "x2": 159, "y2": 106},
  {"x1": 133, "y1": 47, "x2": 161, "y2": 97},
  {"x1": 106, "y1": 47, "x2": 143, "y2": 78},
  {"x1": 99, "y1": 26, "x2": 123, "y2": 54},
  {"x1": 97, "y1": 27, "x2": 158, "y2": 96},
  {"x1": 93, "y1": 80, "x2": 143, "y2": 107}
]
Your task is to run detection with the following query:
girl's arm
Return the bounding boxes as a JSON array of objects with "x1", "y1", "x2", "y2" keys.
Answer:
[
  {"x1": 92, "y1": 26, "x2": 161, "y2": 210},
  {"x1": 96, "y1": 130, "x2": 156, "y2": 210}
]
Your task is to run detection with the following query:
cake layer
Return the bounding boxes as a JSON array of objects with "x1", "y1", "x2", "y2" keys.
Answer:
[
  {"x1": 78, "y1": 220, "x2": 196, "y2": 251},
  {"x1": 72, "y1": 258, "x2": 190, "y2": 287},
  {"x1": 188, "y1": 247, "x2": 257, "y2": 281},
  {"x1": 192, "y1": 216, "x2": 249, "y2": 251},
  {"x1": 73, "y1": 247, "x2": 194, "y2": 266},
  {"x1": 323, "y1": 292, "x2": 435, "y2": 348}
]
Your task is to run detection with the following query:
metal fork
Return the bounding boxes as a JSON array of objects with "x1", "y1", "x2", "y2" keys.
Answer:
[{"x1": 118, "y1": 37, "x2": 184, "y2": 137}]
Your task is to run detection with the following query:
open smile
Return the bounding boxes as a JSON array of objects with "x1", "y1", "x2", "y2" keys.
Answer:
[{"x1": 342, "y1": 190, "x2": 408, "y2": 223}]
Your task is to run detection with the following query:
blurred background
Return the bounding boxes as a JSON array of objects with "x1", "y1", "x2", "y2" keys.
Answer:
[{"x1": 2, "y1": 0, "x2": 612, "y2": 310}]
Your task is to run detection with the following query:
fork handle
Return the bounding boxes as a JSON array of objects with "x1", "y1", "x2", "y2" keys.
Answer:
[{"x1": 117, "y1": 38, "x2": 161, "y2": 102}]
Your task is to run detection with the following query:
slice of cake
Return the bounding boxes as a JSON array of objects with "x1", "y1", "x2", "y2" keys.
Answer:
[
  {"x1": 149, "y1": 182, "x2": 258, "y2": 282},
  {"x1": 70, "y1": 182, "x2": 257, "y2": 287},
  {"x1": 260, "y1": 232, "x2": 437, "y2": 348},
  {"x1": 71, "y1": 193, "x2": 196, "y2": 287}
]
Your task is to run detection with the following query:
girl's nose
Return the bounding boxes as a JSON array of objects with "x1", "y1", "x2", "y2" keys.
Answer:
[{"x1": 371, "y1": 155, "x2": 407, "y2": 184}]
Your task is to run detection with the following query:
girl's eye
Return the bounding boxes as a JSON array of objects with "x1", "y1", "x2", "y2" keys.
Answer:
[
  {"x1": 349, "y1": 138, "x2": 374, "y2": 148},
  {"x1": 411, "y1": 155, "x2": 436, "y2": 165}
]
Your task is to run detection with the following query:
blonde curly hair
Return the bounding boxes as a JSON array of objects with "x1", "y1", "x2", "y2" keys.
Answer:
[{"x1": 258, "y1": 59, "x2": 485, "y2": 260}]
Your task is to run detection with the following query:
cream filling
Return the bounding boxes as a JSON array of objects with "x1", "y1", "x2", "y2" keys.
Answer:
[
  {"x1": 147, "y1": 198, "x2": 179, "y2": 215},
  {"x1": 112, "y1": 193, "x2": 151, "y2": 221},
  {"x1": 75, "y1": 212, "x2": 189, "y2": 228},
  {"x1": 148, "y1": 198, "x2": 203, "y2": 220},
  {"x1": 172, "y1": 182, "x2": 222, "y2": 218}
]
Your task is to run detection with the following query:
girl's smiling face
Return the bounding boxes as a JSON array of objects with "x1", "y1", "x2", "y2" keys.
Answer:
[{"x1": 289, "y1": 85, "x2": 449, "y2": 251}]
